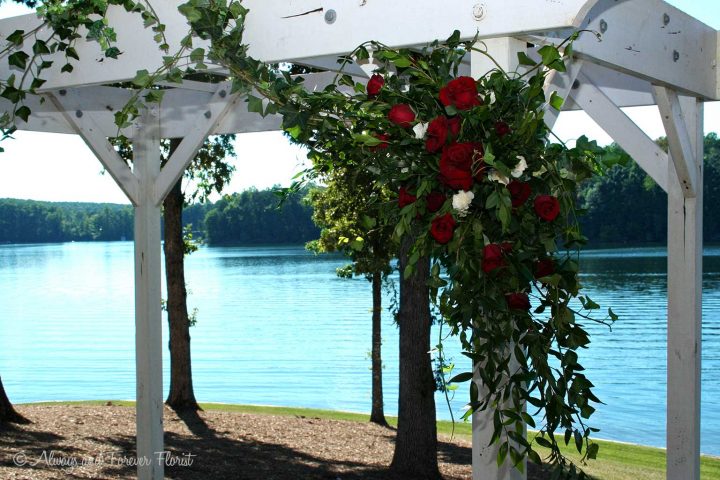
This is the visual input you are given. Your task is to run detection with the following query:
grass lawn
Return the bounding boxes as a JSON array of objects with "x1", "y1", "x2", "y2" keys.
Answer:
[{"x1": 26, "y1": 400, "x2": 720, "y2": 479}]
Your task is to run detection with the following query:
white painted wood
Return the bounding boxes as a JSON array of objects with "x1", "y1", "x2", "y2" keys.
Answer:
[
  {"x1": 570, "y1": 72, "x2": 669, "y2": 192},
  {"x1": 471, "y1": 37, "x2": 526, "y2": 480},
  {"x1": 543, "y1": 59, "x2": 583, "y2": 130},
  {"x1": 132, "y1": 106, "x2": 164, "y2": 480},
  {"x1": 655, "y1": 86, "x2": 699, "y2": 198},
  {"x1": 537, "y1": 0, "x2": 718, "y2": 100},
  {"x1": 559, "y1": 61, "x2": 656, "y2": 110},
  {"x1": 3, "y1": 0, "x2": 716, "y2": 99},
  {"x1": 666, "y1": 95, "x2": 703, "y2": 480},
  {"x1": 48, "y1": 92, "x2": 140, "y2": 205},
  {"x1": 154, "y1": 81, "x2": 239, "y2": 205}
]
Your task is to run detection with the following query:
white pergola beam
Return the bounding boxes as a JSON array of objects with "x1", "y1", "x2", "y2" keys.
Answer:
[
  {"x1": 570, "y1": 72, "x2": 669, "y2": 192},
  {"x1": 666, "y1": 95, "x2": 703, "y2": 480},
  {"x1": 154, "y1": 81, "x2": 240, "y2": 205},
  {"x1": 48, "y1": 92, "x2": 140, "y2": 205},
  {"x1": 132, "y1": 106, "x2": 164, "y2": 480},
  {"x1": 0, "y1": 1, "x2": 716, "y2": 99},
  {"x1": 654, "y1": 86, "x2": 699, "y2": 198}
]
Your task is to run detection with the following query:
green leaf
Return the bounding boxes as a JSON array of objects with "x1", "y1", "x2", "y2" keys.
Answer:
[
  {"x1": 517, "y1": 51, "x2": 536, "y2": 66},
  {"x1": 8, "y1": 51, "x2": 29, "y2": 70},
  {"x1": 497, "y1": 442, "x2": 508, "y2": 467},
  {"x1": 549, "y1": 92, "x2": 564, "y2": 111},
  {"x1": 7, "y1": 29, "x2": 25, "y2": 46},
  {"x1": 538, "y1": 45, "x2": 561, "y2": 67},
  {"x1": 131, "y1": 69, "x2": 152, "y2": 87},
  {"x1": 247, "y1": 95, "x2": 264, "y2": 115},
  {"x1": 449, "y1": 372, "x2": 473, "y2": 383},
  {"x1": 586, "y1": 442, "x2": 600, "y2": 460},
  {"x1": 15, "y1": 105, "x2": 30, "y2": 122}
]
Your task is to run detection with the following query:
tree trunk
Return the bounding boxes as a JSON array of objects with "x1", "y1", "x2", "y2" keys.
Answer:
[
  {"x1": 0, "y1": 376, "x2": 29, "y2": 425},
  {"x1": 163, "y1": 172, "x2": 200, "y2": 412},
  {"x1": 390, "y1": 236, "x2": 439, "y2": 478},
  {"x1": 369, "y1": 270, "x2": 388, "y2": 427}
]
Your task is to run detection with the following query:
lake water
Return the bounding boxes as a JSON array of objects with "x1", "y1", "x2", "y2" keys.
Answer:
[{"x1": 0, "y1": 242, "x2": 718, "y2": 455}]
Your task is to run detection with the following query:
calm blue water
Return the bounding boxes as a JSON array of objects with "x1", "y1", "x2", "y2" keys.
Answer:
[{"x1": 0, "y1": 243, "x2": 718, "y2": 455}]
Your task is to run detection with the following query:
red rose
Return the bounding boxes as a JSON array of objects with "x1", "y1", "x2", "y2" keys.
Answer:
[
  {"x1": 482, "y1": 244, "x2": 505, "y2": 273},
  {"x1": 430, "y1": 213, "x2": 456, "y2": 244},
  {"x1": 398, "y1": 187, "x2": 417, "y2": 208},
  {"x1": 500, "y1": 242, "x2": 513, "y2": 253},
  {"x1": 388, "y1": 104, "x2": 415, "y2": 128},
  {"x1": 495, "y1": 121, "x2": 511, "y2": 137},
  {"x1": 534, "y1": 195, "x2": 560, "y2": 221},
  {"x1": 448, "y1": 117, "x2": 461, "y2": 138},
  {"x1": 439, "y1": 76, "x2": 481, "y2": 110},
  {"x1": 439, "y1": 142, "x2": 475, "y2": 190},
  {"x1": 506, "y1": 292, "x2": 531, "y2": 311},
  {"x1": 507, "y1": 181, "x2": 531, "y2": 208},
  {"x1": 425, "y1": 116, "x2": 449, "y2": 153},
  {"x1": 426, "y1": 192, "x2": 446, "y2": 213},
  {"x1": 534, "y1": 258, "x2": 555, "y2": 279},
  {"x1": 367, "y1": 74, "x2": 384, "y2": 97},
  {"x1": 370, "y1": 133, "x2": 389, "y2": 152}
]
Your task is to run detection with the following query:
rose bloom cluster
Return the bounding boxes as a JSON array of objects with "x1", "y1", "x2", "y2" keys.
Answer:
[{"x1": 366, "y1": 73, "x2": 563, "y2": 312}]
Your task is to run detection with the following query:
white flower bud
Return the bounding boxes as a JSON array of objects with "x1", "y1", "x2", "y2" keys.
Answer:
[
  {"x1": 511, "y1": 156, "x2": 528, "y2": 178},
  {"x1": 488, "y1": 169, "x2": 510, "y2": 185},
  {"x1": 452, "y1": 190, "x2": 475, "y2": 217},
  {"x1": 413, "y1": 122, "x2": 428, "y2": 140}
]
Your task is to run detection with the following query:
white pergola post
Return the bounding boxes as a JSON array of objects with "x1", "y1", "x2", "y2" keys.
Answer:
[
  {"x1": 470, "y1": 37, "x2": 527, "y2": 480},
  {"x1": 132, "y1": 106, "x2": 164, "y2": 480},
  {"x1": 657, "y1": 90, "x2": 704, "y2": 480}
]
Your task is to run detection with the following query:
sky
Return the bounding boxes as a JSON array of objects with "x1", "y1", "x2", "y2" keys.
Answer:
[{"x1": 0, "y1": 1, "x2": 718, "y2": 204}]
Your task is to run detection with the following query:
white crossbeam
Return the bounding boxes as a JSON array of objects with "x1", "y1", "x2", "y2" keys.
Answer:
[
  {"x1": 48, "y1": 92, "x2": 140, "y2": 205},
  {"x1": 570, "y1": 72, "x2": 669, "y2": 192},
  {"x1": 153, "y1": 81, "x2": 240, "y2": 205},
  {"x1": 654, "y1": 86, "x2": 699, "y2": 198}
]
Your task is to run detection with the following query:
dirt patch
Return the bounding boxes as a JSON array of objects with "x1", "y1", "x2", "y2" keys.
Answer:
[{"x1": 0, "y1": 404, "x2": 547, "y2": 479}]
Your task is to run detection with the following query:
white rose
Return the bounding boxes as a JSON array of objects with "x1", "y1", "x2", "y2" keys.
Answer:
[
  {"x1": 413, "y1": 122, "x2": 428, "y2": 140},
  {"x1": 452, "y1": 190, "x2": 475, "y2": 217},
  {"x1": 488, "y1": 169, "x2": 510, "y2": 185},
  {"x1": 511, "y1": 156, "x2": 528, "y2": 178}
]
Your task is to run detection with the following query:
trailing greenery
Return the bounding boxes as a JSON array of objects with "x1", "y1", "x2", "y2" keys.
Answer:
[{"x1": 203, "y1": 187, "x2": 319, "y2": 245}]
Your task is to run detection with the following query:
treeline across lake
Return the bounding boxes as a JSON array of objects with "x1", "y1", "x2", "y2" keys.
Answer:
[
  {"x1": 0, "y1": 189, "x2": 318, "y2": 245},
  {"x1": 2, "y1": 133, "x2": 720, "y2": 246}
]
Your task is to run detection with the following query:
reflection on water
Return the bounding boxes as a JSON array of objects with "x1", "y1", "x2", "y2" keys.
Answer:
[{"x1": 0, "y1": 242, "x2": 718, "y2": 455}]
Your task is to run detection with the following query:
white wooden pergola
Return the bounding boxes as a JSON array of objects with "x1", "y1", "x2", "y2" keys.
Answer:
[{"x1": 0, "y1": 1, "x2": 717, "y2": 479}]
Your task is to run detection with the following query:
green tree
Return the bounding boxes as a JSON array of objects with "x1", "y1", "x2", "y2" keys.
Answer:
[{"x1": 308, "y1": 168, "x2": 395, "y2": 427}]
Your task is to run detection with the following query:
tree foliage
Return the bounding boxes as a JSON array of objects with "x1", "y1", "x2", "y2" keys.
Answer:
[{"x1": 204, "y1": 187, "x2": 319, "y2": 244}]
